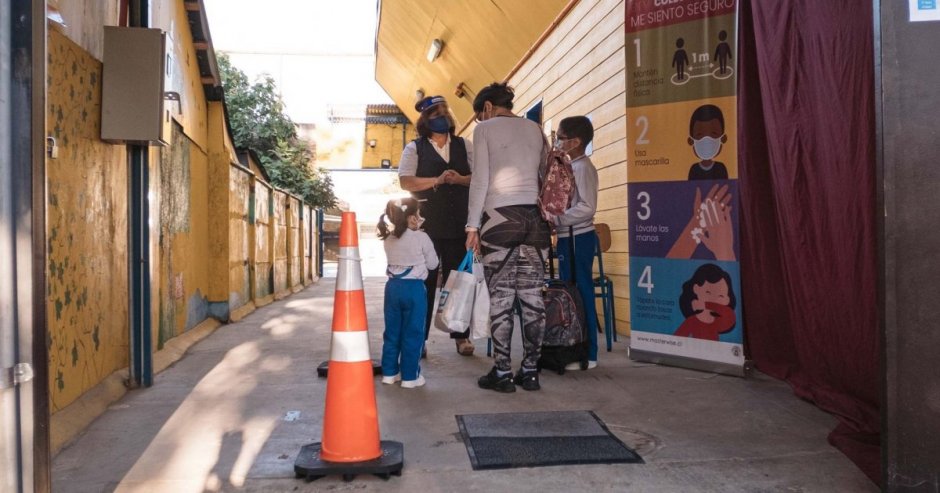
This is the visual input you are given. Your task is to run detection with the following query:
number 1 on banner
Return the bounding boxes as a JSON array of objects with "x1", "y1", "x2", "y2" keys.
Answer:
[
  {"x1": 633, "y1": 38, "x2": 641, "y2": 67},
  {"x1": 637, "y1": 265, "x2": 654, "y2": 294}
]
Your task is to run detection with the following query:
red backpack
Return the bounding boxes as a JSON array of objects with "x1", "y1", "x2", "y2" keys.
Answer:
[{"x1": 538, "y1": 148, "x2": 576, "y2": 221}]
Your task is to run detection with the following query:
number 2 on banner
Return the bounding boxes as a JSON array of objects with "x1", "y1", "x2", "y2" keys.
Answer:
[
  {"x1": 637, "y1": 265, "x2": 654, "y2": 294},
  {"x1": 635, "y1": 116, "x2": 650, "y2": 145}
]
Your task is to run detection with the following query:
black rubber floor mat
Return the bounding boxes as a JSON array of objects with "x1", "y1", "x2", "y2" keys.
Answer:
[{"x1": 455, "y1": 410, "x2": 643, "y2": 470}]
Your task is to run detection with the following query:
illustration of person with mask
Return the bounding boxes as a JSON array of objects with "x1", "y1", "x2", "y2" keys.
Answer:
[
  {"x1": 398, "y1": 95, "x2": 474, "y2": 356},
  {"x1": 686, "y1": 104, "x2": 729, "y2": 180}
]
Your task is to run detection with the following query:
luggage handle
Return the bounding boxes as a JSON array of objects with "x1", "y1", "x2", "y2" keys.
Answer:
[{"x1": 548, "y1": 226, "x2": 576, "y2": 281}]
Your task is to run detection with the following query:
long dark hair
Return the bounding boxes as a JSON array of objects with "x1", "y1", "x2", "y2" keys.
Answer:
[
  {"x1": 377, "y1": 197, "x2": 420, "y2": 240},
  {"x1": 678, "y1": 263, "x2": 736, "y2": 318}
]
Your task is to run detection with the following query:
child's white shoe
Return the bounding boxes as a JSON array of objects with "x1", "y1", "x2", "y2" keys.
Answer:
[
  {"x1": 381, "y1": 374, "x2": 401, "y2": 385},
  {"x1": 400, "y1": 374, "x2": 426, "y2": 389},
  {"x1": 564, "y1": 360, "x2": 598, "y2": 371}
]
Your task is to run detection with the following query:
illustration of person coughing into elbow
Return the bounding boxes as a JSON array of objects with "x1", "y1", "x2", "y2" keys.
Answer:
[
  {"x1": 674, "y1": 264, "x2": 737, "y2": 341},
  {"x1": 687, "y1": 104, "x2": 729, "y2": 181}
]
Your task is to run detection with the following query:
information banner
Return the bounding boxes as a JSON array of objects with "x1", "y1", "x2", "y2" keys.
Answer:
[{"x1": 626, "y1": 0, "x2": 744, "y2": 373}]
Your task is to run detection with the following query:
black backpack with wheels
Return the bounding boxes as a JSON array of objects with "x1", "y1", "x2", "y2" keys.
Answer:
[{"x1": 538, "y1": 227, "x2": 589, "y2": 374}]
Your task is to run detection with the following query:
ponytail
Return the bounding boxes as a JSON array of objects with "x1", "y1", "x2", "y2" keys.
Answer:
[
  {"x1": 378, "y1": 198, "x2": 420, "y2": 240},
  {"x1": 376, "y1": 213, "x2": 391, "y2": 240}
]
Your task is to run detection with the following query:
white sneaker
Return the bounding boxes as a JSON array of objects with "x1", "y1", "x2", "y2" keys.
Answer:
[
  {"x1": 381, "y1": 374, "x2": 401, "y2": 385},
  {"x1": 400, "y1": 374, "x2": 426, "y2": 388},
  {"x1": 564, "y1": 360, "x2": 598, "y2": 371}
]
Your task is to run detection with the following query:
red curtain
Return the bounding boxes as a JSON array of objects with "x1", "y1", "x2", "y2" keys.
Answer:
[{"x1": 738, "y1": 0, "x2": 880, "y2": 484}]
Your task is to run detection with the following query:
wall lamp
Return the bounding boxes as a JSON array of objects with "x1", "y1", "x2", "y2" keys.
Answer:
[
  {"x1": 427, "y1": 38, "x2": 444, "y2": 63},
  {"x1": 415, "y1": 88, "x2": 425, "y2": 102},
  {"x1": 368, "y1": 138, "x2": 377, "y2": 149}
]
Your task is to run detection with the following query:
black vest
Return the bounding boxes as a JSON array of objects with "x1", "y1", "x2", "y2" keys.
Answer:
[{"x1": 411, "y1": 137, "x2": 471, "y2": 240}]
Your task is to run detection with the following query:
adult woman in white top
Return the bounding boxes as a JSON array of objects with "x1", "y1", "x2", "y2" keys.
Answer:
[{"x1": 466, "y1": 83, "x2": 550, "y2": 392}]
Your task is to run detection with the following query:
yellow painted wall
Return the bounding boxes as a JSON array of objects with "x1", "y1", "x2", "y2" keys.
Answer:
[
  {"x1": 254, "y1": 183, "x2": 274, "y2": 301},
  {"x1": 288, "y1": 197, "x2": 302, "y2": 286},
  {"x1": 207, "y1": 103, "x2": 231, "y2": 306},
  {"x1": 157, "y1": 122, "x2": 212, "y2": 347},
  {"x1": 467, "y1": 0, "x2": 631, "y2": 335},
  {"x1": 150, "y1": 0, "x2": 215, "y2": 346},
  {"x1": 229, "y1": 166, "x2": 253, "y2": 309},
  {"x1": 273, "y1": 192, "x2": 290, "y2": 296},
  {"x1": 46, "y1": 30, "x2": 130, "y2": 412},
  {"x1": 47, "y1": 0, "x2": 120, "y2": 60},
  {"x1": 45, "y1": 0, "x2": 319, "y2": 419},
  {"x1": 362, "y1": 123, "x2": 417, "y2": 168},
  {"x1": 152, "y1": 0, "x2": 210, "y2": 152}
]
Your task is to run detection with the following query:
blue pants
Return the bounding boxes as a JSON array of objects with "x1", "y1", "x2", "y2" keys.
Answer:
[
  {"x1": 556, "y1": 231, "x2": 599, "y2": 361},
  {"x1": 382, "y1": 278, "x2": 426, "y2": 381}
]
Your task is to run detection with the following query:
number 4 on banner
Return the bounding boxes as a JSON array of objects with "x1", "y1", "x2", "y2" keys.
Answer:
[{"x1": 637, "y1": 265, "x2": 654, "y2": 294}]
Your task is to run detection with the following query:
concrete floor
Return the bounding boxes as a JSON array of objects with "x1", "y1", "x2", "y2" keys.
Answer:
[{"x1": 52, "y1": 278, "x2": 877, "y2": 493}]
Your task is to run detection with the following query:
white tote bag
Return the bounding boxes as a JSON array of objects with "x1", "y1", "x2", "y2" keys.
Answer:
[
  {"x1": 469, "y1": 256, "x2": 490, "y2": 340},
  {"x1": 433, "y1": 250, "x2": 476, "y2": 334}
]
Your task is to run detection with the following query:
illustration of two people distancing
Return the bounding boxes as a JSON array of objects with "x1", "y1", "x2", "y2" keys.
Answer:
[{"x1": 671, "y1": 30, "x2": 733, "y2": 83}]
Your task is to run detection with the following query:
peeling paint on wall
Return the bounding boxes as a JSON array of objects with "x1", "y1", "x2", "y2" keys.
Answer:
[
  {"x1": 185, "y1": 289, "x2": 209, "y2": 331},
  {"x1": 158, "y1": 121, "x2": 212, "y2": 347},
  {"x1": 161, "y1": 123, "x2": 192, "y2": 235},
  {"x1": 46, "y1": 30, "x2": 129, "y2": 412}
]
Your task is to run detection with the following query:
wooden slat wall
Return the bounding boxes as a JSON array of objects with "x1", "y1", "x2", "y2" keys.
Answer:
[
  {"x1": 375, "y1": 0, "x2": 569, "y2": 126},
  {"x1": 504, "y1": 0, "x2": 630, "y2": 335}
]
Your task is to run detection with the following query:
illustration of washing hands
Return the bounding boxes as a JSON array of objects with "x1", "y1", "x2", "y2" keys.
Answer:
[{"x1": 667, "y1": 184, "x2": 736, "y2": 262}]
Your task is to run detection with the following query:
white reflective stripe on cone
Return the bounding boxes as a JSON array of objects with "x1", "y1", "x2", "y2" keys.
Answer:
[
  {"x1": 329, "y1": 331, "x2": 372, "y2": 363},
  {"x1": 335, "y1": 246, "x2": 364, "y2": 291}
]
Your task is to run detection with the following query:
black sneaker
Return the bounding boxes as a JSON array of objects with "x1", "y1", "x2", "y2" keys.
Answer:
[
  {"x1": 513, "y1": 368, "x2": 541, "y2": 391},
  {"x1": 478, "y1": 367, "x2": 516, "y2": 393}
]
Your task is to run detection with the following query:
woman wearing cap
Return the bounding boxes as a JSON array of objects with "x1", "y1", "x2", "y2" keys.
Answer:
[
  {"x1": 398, "y1": 95, "x2": 475, "y2": 356},
  {"x1": 467, "y1": 82, "x2": 551, "y2": 392}
]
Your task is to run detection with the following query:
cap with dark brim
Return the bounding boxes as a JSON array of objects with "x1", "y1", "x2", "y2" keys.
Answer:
[{"x1": 415, "y1": 95, "x2": 446, "y2": 113}]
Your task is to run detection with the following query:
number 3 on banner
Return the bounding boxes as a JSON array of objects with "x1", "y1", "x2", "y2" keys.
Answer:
[
  {"x1": 636, "y1": 191, "x2": 651, "y2": 220},
  {"x1": 637, "y1": 265, "x2": 654, "y2": 294}
]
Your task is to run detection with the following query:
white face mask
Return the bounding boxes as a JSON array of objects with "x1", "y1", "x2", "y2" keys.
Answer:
[
  {"x1": 410, "y1": 212, "x2": 425, "y2": 230},
  {"x1": 693, "y1": 136, "x2": 723, "y2": 160},
  {"x1": 554, "y1": 137, "x2": 575, "y2": 153}
]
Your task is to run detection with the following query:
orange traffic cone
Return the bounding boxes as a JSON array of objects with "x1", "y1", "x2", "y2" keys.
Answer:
[
  {"x1": 321, "y1": 212, "x2": 380, "y2": 462},
  {"x1": 295, "y1": 212, "x2": 403, "y2": 482}
]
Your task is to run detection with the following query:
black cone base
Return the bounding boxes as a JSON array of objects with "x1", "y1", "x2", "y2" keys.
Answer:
[
  {"x1": 317, "y1": 360, "x2": 382, "y2": 378},
  {"x1": 294, "y1": 441, "x2": 404, "y2": 482}
]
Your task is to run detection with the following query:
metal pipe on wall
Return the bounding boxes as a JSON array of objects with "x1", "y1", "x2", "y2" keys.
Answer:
[{"x1": 127, "y1": 0, "x2": 154, "y2": 388}]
